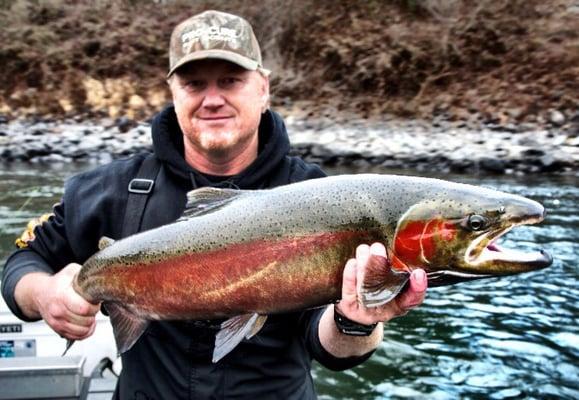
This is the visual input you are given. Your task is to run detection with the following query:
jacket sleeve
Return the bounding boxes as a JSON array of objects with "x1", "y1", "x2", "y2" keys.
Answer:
[
  {"x1": 300, "y1": 307, "x2": 375, "y2": 371},
  {"x1": 1, "y1": 156, "x2": 141, "y2": 322},
  {"x1": 1, "y1": 200, "x2": 77, "y2": 321}
]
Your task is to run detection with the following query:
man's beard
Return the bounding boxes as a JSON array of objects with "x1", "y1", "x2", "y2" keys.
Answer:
[{"x1": 198, "y1": 130, "x2": 237, "y2": 154}]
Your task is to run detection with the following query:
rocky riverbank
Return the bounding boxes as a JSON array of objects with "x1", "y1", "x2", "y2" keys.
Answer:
[
  {"x1": 1, "y1": 1, "x2": 577, "y2": 176},
  {"x1": 0, "y1": 115, "x2": 577, "y2": 176}
]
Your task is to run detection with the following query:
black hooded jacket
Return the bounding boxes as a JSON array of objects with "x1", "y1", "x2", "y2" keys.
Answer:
[{"x1": 2, "y1": 107, "x2": 372, "y2": 399}]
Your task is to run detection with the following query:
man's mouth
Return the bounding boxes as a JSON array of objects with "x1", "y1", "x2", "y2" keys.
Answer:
[{"x1": 198, "y1": 115, "x2": 233, "y2": 121}]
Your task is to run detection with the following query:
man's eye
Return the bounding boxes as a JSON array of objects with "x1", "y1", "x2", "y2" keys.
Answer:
[
  {"x1": 184, "y1": 80, "x2": 206, "y2": 90},
  {"x1": 219, "y1": 77, "x2": 239, "y2": 87}
]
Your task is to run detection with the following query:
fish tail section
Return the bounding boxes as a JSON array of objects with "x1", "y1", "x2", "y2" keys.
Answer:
[
  {"x1": 105, "y1": 302, "x2": 149, "y2": 354},
  {"x1": 213, "y1": 313, "x2": 268, "y2": 363},
  {"x1": 358, "y1": 254, "x2": 410, "y2": 308}
]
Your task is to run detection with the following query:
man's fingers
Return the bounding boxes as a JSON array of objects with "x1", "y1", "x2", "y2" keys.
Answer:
[
  {"x1": 60, "y1": 263, "x2": 82, "y2": 278},
  {"x1": 341, "y1": 258, "x2": 358, "y2": 304},
  {"x1": 397, "y1": 269, "x2": 427, "y2": 310},
  {"x1": 65, "y1": 292, "x2": 100, "y2": 317},
  {"x1": 355, "y1": 244, "x2": 370, "y2": 260},
  {"x1": 409, "y1": 268, "x2": 427, "y2": 295},
  {"x1": 369, "y1": 242, "x2": 387, "y2": 257},
  {"x1": 66, "y1": 313, "x2": 97, "y2": 328},
  {"x1": 61, "y1": 320, "x2": 96, "y2": 340},
  {"x1": 61, "y1": 267, "x2": 99, "y2": 317}
]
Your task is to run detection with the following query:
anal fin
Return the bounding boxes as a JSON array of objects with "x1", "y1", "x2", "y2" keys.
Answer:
[
  {"x1": 358, "y1": 254, "x2": 410, "y2": 308},
  {"x1": 213, "y1": 313, "x2": 267, "y2": 363},
  {"x1": 105, "y1": 302, "x2": 149, "y2": 354}
]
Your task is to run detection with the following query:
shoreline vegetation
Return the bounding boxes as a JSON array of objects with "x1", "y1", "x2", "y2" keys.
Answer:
[{"x1": 0, "y1": 0, "x2": 577, "y2": 175}]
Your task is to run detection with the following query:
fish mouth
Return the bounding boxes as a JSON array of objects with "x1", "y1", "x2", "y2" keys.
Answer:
[
  {"x1": 471, "y1": 230, "x2": 552, "y2": 269},
  {"x1": 428, "y1": 209, "x2": 552, "y2": 287},
  {"x1": 465, "y1": 215, "x2": 552, "y2": 273}
]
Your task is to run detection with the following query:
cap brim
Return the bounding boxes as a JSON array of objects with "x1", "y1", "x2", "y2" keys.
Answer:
[{"x1": 167, "y1": 50, "x2": 259, "y2": 78}]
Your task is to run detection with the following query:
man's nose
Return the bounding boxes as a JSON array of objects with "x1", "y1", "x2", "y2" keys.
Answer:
[{"x1": 201, "y1": 84, "x2": 225, "y2": 109}]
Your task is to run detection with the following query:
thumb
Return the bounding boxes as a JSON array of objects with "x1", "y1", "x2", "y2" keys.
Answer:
[
  {"x1": 60, "y1": 263, "x2": 82, "y2": 278},
  {"x1": 339, "y1": 258, "x2": 358, "y2": 310}
]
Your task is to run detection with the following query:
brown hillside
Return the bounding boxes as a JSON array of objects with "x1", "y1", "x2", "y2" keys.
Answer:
[{"x1": 0, "y1": 0, "x2": 577, "y2": 125}]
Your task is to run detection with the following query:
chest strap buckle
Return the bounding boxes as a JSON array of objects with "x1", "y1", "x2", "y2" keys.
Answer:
[{"x1": 128, "y1": 179, "x2": 155, "y2": 194}]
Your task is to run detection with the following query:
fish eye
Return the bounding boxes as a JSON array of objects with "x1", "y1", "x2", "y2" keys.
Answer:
[{"x1": 466, "y1": 214, "x2": 488, "y2": 231}]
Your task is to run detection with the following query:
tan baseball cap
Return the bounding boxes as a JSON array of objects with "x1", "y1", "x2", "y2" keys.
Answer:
[{"x1": 168, "y1": 10, "x2": 264, "y2": 77}]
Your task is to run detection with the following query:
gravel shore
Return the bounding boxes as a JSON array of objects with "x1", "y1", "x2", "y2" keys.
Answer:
[{"x1": 0, "y1": 115, "x2": 577, "y2": 176}]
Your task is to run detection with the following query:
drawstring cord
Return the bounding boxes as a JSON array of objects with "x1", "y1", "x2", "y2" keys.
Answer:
[
  {"x1": 189, "y1": 171, "x2": 198, "y2": 190},
  {"x1": 189, "y1": 171, "x2": 241, "y2": 190},
  {"x1": 220, "y1": 180, "x2": 240, "y2": 190}
]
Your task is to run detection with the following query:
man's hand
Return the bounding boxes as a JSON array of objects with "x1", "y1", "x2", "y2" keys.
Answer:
[
  {"x1": 335, "y1": 243, "x2": 427, "y2": 325},
  {"x1": 318, "y1": 242, "x2": 427, "y2": 358},
  {"x1": 15, "y1": 264, "x2": 100, "y2": 340}
]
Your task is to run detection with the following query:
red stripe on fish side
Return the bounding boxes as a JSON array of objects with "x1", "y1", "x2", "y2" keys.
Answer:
[{"x1": 105, "y1": 230, "x2": 368, "y2": 318}]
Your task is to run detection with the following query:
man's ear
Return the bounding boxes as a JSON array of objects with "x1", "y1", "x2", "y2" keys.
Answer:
[
  {"x1": 261, "y1": 78, "x2": 270, "y2": 113},
  {"x1": 167, "y1": 75, "x2": 178, "y2": 101}
]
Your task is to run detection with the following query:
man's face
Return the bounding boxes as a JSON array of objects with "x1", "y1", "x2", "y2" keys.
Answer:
[{"x1": 169, "y1": 59, "x2": 269, "y2": 157}]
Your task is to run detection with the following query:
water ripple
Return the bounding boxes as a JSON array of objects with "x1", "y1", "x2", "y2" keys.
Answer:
[{"x1": 1, "y1": 164, "x2": 578, "y2": 399}]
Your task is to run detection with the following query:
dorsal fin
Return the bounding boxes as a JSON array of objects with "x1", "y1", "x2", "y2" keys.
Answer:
[
  {"x1": 179, "y1": 187, "x2": 246, "y2": 220},
  {"x1": 98, "y1": 236, "x2": 115, "y2": 250}
]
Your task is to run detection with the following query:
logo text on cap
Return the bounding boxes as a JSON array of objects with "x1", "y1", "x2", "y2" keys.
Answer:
[{"x1": 182, "y1": 26, "x2": 242, "y2": 53}]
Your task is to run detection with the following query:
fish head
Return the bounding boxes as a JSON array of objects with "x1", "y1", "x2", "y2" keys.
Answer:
[{"x1": 389, "y1": 184, "x2": 553, "y2": 286}]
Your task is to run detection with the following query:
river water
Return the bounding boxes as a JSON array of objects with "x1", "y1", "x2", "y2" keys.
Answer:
[{"x1": 0, "y1": 161, "x2": 577, "y2": 399}]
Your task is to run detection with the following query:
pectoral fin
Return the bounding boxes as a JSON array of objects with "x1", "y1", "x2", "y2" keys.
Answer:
[
  {"x1": 105, "y1": 302, "x2": 149, "y2": 354},
  {"x1": 213, "y1": 313, "x2": 268, "y2": 363},
  {"x1": 358, "y1": 254, "x2": 410, "y2": 307}
]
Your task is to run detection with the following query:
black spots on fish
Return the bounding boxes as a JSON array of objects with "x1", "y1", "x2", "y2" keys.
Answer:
[
  {"x1": 307, "y1": 195, "x2": 324, "y2": 208},
  {"x1": 264, "y1": 216, "x2": 281, "y2": 233},
  {"x1": 270, "y1": 219, "x2": 286, "y2": 238},
  {"x1": 358, "y1": 216, "x2": 379, "y2": 228},
  {"x1": 157, "y1": 249, "x2": 170, "y2": 259},
  {"x1": 210, "y1": 242, "x2": 227, "y2": 251}
]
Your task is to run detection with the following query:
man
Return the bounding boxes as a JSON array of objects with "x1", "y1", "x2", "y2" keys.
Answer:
[{"x1": 1, "y1": 10, "x2": 427, "y2": 399}]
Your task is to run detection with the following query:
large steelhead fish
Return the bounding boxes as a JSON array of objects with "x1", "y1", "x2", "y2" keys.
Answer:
[{"x1": 72, "y1": 174, "x2": 552, "y2": 362}]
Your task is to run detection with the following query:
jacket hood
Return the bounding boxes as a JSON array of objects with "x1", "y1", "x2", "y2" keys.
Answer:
[{"x1": 151, "y1": 106, "x2": 291, "y2": 189}]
